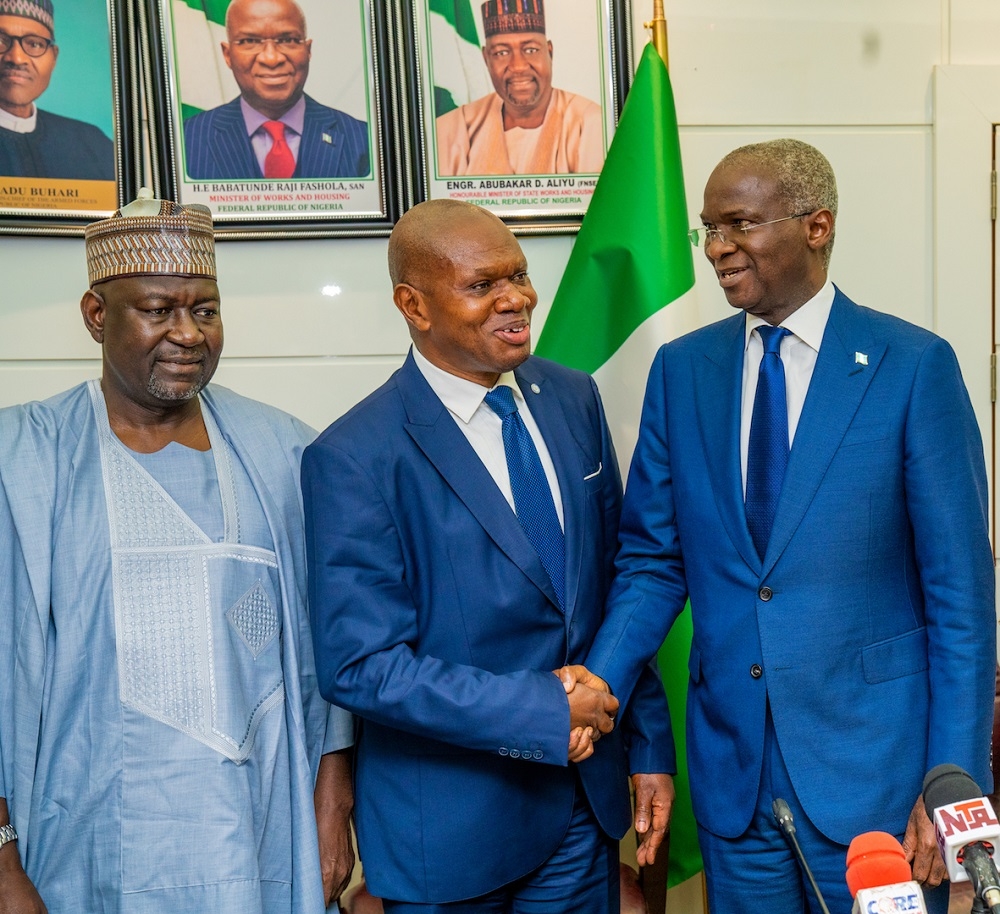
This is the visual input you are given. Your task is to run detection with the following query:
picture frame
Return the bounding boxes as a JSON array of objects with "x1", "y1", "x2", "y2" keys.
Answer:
[
  {"x1": 141, "y1": 0, "x2": 401, "y2": 239},
  {"x1": 402, "y1": 0, "x2": 632, "y2": 233},
  {"x1": 0, "y1": 0, "x2": 138, "y2": 237}
]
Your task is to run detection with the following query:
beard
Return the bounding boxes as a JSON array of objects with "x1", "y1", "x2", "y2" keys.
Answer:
[
  {"x1": 503, "y1": 78, "x2": 542, "y2": 107},
  {"x1": 146, "y1": 368, "x2": 208, "y2": 402}
]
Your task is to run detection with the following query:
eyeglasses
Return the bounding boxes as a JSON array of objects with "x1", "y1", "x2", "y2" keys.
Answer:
[
  {"x1": 688, "y1": 212, "x2": 814, "y2": 248},
  {"x1": 0, "y1": 31, "x2": 54, "y2": 58},
  {"x1": 230, "y1": 36, "x2": 307, "y2": 51}
]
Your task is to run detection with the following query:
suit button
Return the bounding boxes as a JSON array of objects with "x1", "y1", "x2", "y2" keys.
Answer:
[
  {"x1": 750, "y1": 664, "x2": 763, "y2": 679},
  {"x1": 759, "y1": 586, "x2": 773, "y2": 601},
  {"x1": 509, "y1": 749, "x2": 521, "y2": 759},
  {"x1": 533, "y1": 750, "x2": 544, "y2": 760},
  {"x1": 499, "y1": 747, "x2": 509, "y2": 757}
]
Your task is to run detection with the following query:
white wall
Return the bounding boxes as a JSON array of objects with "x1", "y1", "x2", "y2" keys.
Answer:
[{"x1": 3, "y1": 1, "x2": 995, "y2": 438}]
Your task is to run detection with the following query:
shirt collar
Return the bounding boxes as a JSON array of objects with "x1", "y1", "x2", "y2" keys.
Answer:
[
  {"x1": 240, "y1": 95, "x2": 306, "y2": 138},
  {"x1": 744, "y1": 278, "x2": 835, "y2": 352},
  {"x1": 412, "y1": 346, "x2": 521, "y2": 424},
  {"x1": 0, "y1": 104, "x2": 37, "y2": 133}
]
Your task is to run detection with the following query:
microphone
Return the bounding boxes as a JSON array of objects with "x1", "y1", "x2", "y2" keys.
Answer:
[
  {"x1": 845, "y1": 831, "x2": 927, "y2": 913},
  {"x1": 772, "y1": 798, "x2": 833, "y2": 914},
  {"x1": 923, "y1": 763, "x2": 1000, "y2": 914}
]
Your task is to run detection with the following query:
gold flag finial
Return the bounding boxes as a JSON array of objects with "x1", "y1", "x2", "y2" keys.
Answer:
[{"x1": 644, "y1": 0, "x2": 669, "y2": 69}]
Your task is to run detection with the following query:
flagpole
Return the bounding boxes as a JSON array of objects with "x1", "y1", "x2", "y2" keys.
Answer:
[{"x1": 646, "y1": 0, "x2": 669, "y2": 69}]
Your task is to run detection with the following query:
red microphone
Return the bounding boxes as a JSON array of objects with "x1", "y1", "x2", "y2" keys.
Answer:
[{"x1": 845, "y1": 831, "x2": 927, "y2": 913}]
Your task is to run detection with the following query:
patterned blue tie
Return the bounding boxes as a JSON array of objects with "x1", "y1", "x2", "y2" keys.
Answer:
[
  {"x1": 746, "y1": 325, "x2": 791, "y2": 560},
  {"x1": 484, "y1": 385, "x2": 566, "y2": 610}
]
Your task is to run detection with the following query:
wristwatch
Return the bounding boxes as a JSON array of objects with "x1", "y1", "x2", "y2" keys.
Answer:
[{"x1": 0, "y1": 824, "x2": 17, "y2": 850}]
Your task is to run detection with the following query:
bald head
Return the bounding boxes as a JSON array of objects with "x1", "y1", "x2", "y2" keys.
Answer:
[
  {"x1": 225, "y1": 0, "x2": 306, "y2": 34},
  {"x1": 388, "y1": 200, "x2": 537, "y2": 387},
  {"x1": 388, "y1": 199, "x2": 510, "y2": 290},
  {"x1": 221, "y1": 0, "x2": 311, "y2": 119}
]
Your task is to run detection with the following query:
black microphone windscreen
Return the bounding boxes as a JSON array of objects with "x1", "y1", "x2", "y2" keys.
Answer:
[{"x1": 923, "y1": 764, "x2": 983, "y2": 819}]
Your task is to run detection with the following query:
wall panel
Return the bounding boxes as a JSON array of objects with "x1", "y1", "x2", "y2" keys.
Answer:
[
  {"x1": 630, "y1": 0, "x2": 940, "y2": 126},
  {"x1": 677, "y1": 126, "x2": 933, "y2": 335},
  {"x1": 951, "y1": 0, "x2": 1000, "y2": 64}
]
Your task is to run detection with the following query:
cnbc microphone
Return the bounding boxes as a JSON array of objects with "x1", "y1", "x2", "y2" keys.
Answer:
[
  {"x1": 923, "y1": 763, "x2": 1000, "y2": 914},
  {"x1": 845, "y1": 831, "x2": 927, "y2": 913},
  {"x1": 773, "y1": 798, "x2": 833, "y2": 914}
]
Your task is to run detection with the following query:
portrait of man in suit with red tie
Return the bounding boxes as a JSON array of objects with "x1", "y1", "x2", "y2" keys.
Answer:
[{"x1": 183, "y1": 0, "x2": 370, "y2": 181}]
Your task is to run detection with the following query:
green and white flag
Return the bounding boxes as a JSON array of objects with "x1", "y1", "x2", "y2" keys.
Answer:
[
  {"x1": 427, "y1": 0, "x2": 491, "y2": 117},
  {"x1": 534, "y1": 42, "x2": 703, "y2": 888},
  {"x1": 171, "y1": 0, "x2": 234, "y2": 120},
  {"x1": 535, "y1": 42, "x2": 697, "y2": 470}
]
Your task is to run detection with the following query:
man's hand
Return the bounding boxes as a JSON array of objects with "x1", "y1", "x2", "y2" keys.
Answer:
[
  {"x1": 554, "y1": 666, "x2": 618, "y2": 763},
  {"x1": 555, "y1": 666, "x2": 618, "y2": 733},
  {"x1": 555, "y1": 664, "x2": 612, "y2": 697},
  {"x1": 632, "y1": 773, "x2": 674, "y2": 867},
  {"x1": 0, "y1": 844, "x2": 47, "y2": 914},
  {"x1": 902, "y1": 793, "x2": 947, "y2": 887},
  {"x1": 314, "y1": 750, "x2": 355, "y2": 906},
  {"x1": 567, "y1": 726, "x2": 595, "y2": 763}
]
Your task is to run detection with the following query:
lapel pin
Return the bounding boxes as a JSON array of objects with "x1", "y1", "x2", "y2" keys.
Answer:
[
  {"x1": 322, "y1": 133, "x2": 333, "y2": 144},
  {"x1": 530, "y1": 383, "x2": 541, "y2": 394},
  {"x1": 855, "y1": 352, "x2": 868, "y2": 366}
]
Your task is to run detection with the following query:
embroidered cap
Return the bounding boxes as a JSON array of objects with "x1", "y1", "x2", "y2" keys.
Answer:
[
  {"x1": 0, "y1": 0, "x2": 54, "y2": 34},
  {"x1": 481, "y1": 0, "x2": 544, "y2": 38},
  {"x1": 85, "y1": 188, "x2": 217, "y2": 286}
]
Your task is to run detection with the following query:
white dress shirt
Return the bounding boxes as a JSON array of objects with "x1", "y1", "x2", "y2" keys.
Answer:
[
  {"x1": 413, "y1": 346, "x2": 564, "y2": 528},
  {"x1": 0, "y1": 104, "x2": 36, "y2": 133},
  {"x1": 740, "y1": 279, "x2": 835, "y2": 494}
]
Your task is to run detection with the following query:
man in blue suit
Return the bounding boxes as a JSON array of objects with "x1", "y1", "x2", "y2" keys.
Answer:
[
  {"x1": 578, "y1": 139, "x2": 997, "y2": 914},
  {"x1": 183, "y1": 0, "x2": 369, "y2": 181},
  {"x1": 302, "y1": 199, "x2": 674, "y2": 912}
]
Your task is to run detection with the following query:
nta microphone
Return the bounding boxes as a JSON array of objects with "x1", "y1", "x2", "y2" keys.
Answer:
[
  {"x1": 845, "y1": 830, "x2": 927, "y2": 913},
  {"x1": 923, "y1": 763, "x2": 1000, "y2": 914}
]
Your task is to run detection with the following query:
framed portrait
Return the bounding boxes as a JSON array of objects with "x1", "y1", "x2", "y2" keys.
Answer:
[
  {"x1": 0, "y1": 0, "x2": 137, "y2": 236},
  {"x1": 404, "y1": 0, "x2": 631, "y2": 231},
  {"x1": 142, "y1": 0, "x2": 400, "y2": 239}
]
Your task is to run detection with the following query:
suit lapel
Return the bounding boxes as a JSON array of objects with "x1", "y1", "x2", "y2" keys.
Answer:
[
  {"x1": 762, "y1": 290, "x2": 884, "y2": 575},
  {"x1": 296, "y1": 96, "x2": 345, "y2": 177},
  {"x1": 694, "y1": 314, "x2": 761, "y2": 571},
  {"x1": 212, "y1": 99, "x2": 261, "y2": 178},
  {"x1": 398, "y1": 355, "x2": 561, "y2": 610}
]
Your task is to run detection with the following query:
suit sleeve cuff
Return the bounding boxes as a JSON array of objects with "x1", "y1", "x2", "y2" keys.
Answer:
[{"x1": 321, "y1": 703, "x2": 355, "y2": 754}]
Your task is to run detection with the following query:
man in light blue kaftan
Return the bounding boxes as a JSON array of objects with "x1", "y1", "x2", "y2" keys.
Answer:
[{"x1": 0, "y1": 190, "x2": 354, "y2": 914}]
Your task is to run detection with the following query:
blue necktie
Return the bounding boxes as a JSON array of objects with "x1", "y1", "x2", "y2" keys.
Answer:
[
  {"x1": 484, "y1": 386, "x2": 566, "y2": 610},
  {"x1": 746, "y1": 325, "x2": 791, "y2": 560}
]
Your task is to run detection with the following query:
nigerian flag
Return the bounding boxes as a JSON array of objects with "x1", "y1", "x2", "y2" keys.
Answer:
[
  {"x1": 534, "y1": 42, "x2": 703, "y2": 889},
  {"x1": 427, "y1": 0, "x2": 492, "y2": 117},
  {"x1": 170, "y1": 0, "x2": 237, "y2": 120}
]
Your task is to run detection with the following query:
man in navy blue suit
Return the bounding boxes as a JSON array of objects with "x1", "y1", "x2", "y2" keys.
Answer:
[
  {"x1": 183, "y1": 0, "x2": 369, "y2": 181},
  {"x1": 302, "y1": 199, "x2": 674, "y2": 913},
  {"x1": 577, "y1": 139, "x2": 997, "y2": 914}
]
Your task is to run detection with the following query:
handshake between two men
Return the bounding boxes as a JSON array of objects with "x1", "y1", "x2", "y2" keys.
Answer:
[
  {"x1": 554, "y1": 664, "x2": 618, "y2": 763},
  {"x1": 553, "y1": 664, "x2": 675, "y2": 867}
]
